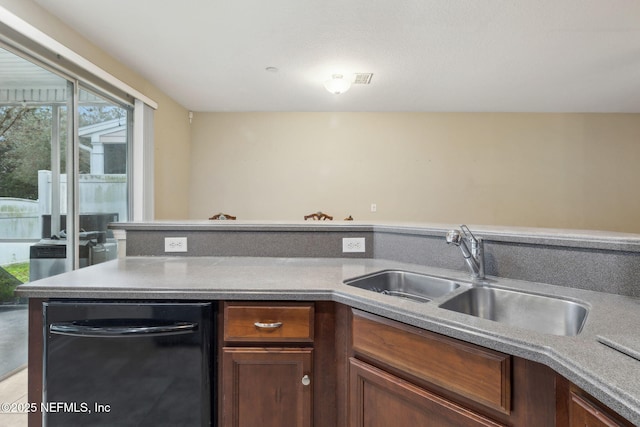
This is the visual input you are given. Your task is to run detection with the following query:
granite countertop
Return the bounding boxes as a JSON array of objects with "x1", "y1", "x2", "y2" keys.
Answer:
[{"x1": 16, "y1": 255, "x2": 640, "y2": 425}]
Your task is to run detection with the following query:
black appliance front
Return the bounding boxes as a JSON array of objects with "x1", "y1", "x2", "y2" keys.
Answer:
[{"x1": 43, "y1": 301, "x2": 214, "y2": 426}]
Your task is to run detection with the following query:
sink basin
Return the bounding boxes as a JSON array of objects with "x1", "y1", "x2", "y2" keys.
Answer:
[
  {"x1": 439, "y1": 287, "x2": 589, "y2": 336},
  {"x1": 344, "y1": 270, "x2": 468, "y2": 303}
]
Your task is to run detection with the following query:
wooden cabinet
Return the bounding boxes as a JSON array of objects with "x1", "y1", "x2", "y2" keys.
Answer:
[
  {"x1": 220, "y1": 302, "x2": 316, "y2": 427},
  {"x1": 222, "y1": 347, "x2": 312, "y2": 427},
  {"x1": 570, "y1": 392, "x2": 622, "y2": 427},
  {"x1": 349, "y1": 310, "x2": 511, "y2": 426},
  {"x1": 349, "y1": 357, "x2": 506, "y2": 427},
  {"x1": 351, "y1": 310, "x2": 511, "y2": 414},
  {"x1": 349, "y1": 309, "x2": 562, "y2": 427},
  {"x1": 556, "y1": 379, "x2": 634, "y2": 427}
]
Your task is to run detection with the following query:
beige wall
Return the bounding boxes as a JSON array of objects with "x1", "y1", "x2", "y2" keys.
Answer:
[
  {"x1": 190, "y1": 112, "x2": 640, "y2": 233},
  {"x1": 0, "y1": 0, "x2": 192, "y2": 219},
  {"x1": 4, "y1": 2, "x2": 639, "y2": 231}
]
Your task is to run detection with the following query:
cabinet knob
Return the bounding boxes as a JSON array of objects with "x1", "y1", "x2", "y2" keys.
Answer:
[
  {"x1": 301, "y1": 375, "x2": 311, "y2": 386},
  {"x1": 254, "y1": 321, "x2": 283, "y2": 329}
]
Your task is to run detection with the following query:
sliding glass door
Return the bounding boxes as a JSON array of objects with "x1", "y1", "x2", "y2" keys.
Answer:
[
  {"x1": 0, "y1": 45, "x2": 71, "y2": 378},
  {"x1": 0, "y1": 45, "x2": 71, "y2": 289},
  {"x1": 0, "y1": 46, "x2": 132, "y2": 378}
]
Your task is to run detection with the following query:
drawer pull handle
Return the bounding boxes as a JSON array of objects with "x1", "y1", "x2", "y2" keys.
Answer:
[
  {"x1": 254, "y1": 321, "x2": 283, "y2": 329},
  {"x1": 301, "y1": 375, "x2": 311, "y2": 386}
]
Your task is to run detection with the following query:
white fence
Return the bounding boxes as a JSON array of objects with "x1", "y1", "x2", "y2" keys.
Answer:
[
  {"x1": 0, "y1": 170, "x2": 127, "y2": 265},
  {"x1": 37, "y1": 170, "x2": 128, "y2": 222},
  {"x1": 0, "y1": 198, "x2": 39, "y2": 265},
  {"x1": 0, "y1": 198, "x2": 39, "y2": 239}
]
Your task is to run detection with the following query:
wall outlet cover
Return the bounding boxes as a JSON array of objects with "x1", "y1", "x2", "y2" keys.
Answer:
[
  {"x1": 343, "y1": 237, "x2": 366, "y2": 253},
  {"x1": 165, "y1": 237, "x2": 188, "y2": 252}
]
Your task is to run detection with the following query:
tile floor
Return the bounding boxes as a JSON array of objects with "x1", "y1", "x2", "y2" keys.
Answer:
[
  {"x1": 0, "y1": 368, "x2": 28, "y2": 427},
  {"x1": 0, "y1": 306, "x2": 28, "y2": 378},
  {"x1": 0, "y1": 305, "x2": 29, "y2": 426},
  {"x1": 0, "y1": 305, "x2": 28, "y2": 427}
]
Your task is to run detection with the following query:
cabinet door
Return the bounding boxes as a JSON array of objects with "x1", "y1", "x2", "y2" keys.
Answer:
[
  {"x1": 349, "y1": 358, "x2": 506, "y2": 427},
  {"x1": 222, "y1": 347, "x2": 313, "y2": 427},
  {"x1": 570, "y1": 391, "x2": 627, "y2": 427}
]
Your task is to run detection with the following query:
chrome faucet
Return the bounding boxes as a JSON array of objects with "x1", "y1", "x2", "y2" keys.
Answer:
[{"x1": 445, "y1": 225, "x2": 484, "y2": 279}]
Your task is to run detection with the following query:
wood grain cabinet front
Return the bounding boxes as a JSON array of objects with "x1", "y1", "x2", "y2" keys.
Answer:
[
  {"x1": 567, "y1": 387, "x2": 634, "y2": 427},
  {"x1": 221, "y1": 302, "x2": 317, "y2": 427},
  {"x1": 221, "y1": 347, "x2": 313, "y2": 427},
  {"x1": 349, "y1": 357, "x2": 506, "y2": 427},
  {"x1": 351, "y1": 309, "x2": 511, "y2": 414},
  {"x1": 224, "y1": 302, "x2": 314, "y2": 343}
]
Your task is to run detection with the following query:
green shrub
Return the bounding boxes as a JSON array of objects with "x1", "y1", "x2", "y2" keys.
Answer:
[
  {"x1": 3, "y1": 262, "x2": 29, "y2": 283},
  {"x1": 0, "y1": 266, "x2": 23, "y2": 304}
]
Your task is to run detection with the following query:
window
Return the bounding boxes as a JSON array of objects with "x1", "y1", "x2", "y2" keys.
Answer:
[{"x1": 0, "y1": 8, "x2": 154, "y2": 377}]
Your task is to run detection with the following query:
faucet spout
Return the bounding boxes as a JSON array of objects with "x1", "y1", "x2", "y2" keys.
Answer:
[{"x1": 446, "y1": 225, "x2": 484, "y2": 279}]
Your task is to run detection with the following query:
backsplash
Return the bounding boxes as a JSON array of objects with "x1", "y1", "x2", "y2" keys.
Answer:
[
  {"x1": 374, "y1": 230, "x2": 640, "y2": 298},
  {"x1": 113, "y1": 222, "x2": 640, "y2": 298}
]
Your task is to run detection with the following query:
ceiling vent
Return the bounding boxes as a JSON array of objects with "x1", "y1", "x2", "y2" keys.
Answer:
[{"x1": 353, "y1": 73, "x2": 373, "y2": 85}]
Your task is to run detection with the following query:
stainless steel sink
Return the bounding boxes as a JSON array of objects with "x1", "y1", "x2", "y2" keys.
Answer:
[
  {"x1": 344, "y1": 270, "x2": 468, "y2": 303},
  {"x1": 439, "y1": 287, "x2": 589, "y2": 336}
]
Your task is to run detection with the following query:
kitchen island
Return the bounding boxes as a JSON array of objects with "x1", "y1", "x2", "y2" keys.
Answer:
[{"x1": 16, "y1": 221, "x2": 640, "y2": 426}]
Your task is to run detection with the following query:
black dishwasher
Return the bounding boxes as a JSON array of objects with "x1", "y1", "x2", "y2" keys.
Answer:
[{"x1": 43, "y1": 301, "x2": 214, "y2": 427}]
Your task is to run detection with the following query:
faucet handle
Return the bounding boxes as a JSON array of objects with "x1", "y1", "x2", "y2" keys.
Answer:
[
  {"x1": 460, "y1": 225, "x2": 477, "y2": 243},
  {"x1": 460, "y1": 224, "x2": 481, "y2": 257},
  {"x1": 445, "y1": 229, "x2": 462, "y2": 245}
]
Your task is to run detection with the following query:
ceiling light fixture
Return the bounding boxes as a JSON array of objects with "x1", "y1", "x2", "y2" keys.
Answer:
[{"x1": 324, "y1": 74, "x2": 352, "y2": 95}]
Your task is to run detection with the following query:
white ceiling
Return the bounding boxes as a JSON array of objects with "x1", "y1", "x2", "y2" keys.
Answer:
[{"x1": 33, "y1": 0, "x2": 640, "y2": 112}]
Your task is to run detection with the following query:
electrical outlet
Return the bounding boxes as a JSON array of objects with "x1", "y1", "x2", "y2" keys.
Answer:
[
  {"x1": 165, "y1": 237, "x2": 188, "y2": 253},
  {"x1": 371, "y1": 203, "x2": 377, "y2": 213},
  {"x1": 343, "y1": 237, "x2": 366, "y2": 253}
]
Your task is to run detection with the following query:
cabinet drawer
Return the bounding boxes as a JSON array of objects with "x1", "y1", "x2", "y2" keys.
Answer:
[
  {"x1": 224, "y1": 302, "x2": 314, "y2": 342},
  {"x1": 352, "y1": 310, "x2": 511, "y2": 414}
]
